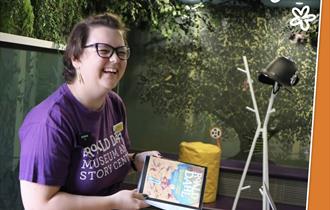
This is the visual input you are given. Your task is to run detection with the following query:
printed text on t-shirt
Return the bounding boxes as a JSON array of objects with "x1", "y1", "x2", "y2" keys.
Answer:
[{"x1": 79, "y1": 132, "x2": 129, "y2": 181}]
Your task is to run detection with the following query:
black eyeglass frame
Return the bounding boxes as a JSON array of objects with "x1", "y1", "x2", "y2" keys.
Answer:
[{"x1": 84, "y1": 43, "x2": 130, "y2": 60}]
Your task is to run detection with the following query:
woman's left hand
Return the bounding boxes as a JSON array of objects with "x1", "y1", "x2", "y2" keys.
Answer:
[{"x1": 134, "y1": 151, "x2": 162, "y2": 172}]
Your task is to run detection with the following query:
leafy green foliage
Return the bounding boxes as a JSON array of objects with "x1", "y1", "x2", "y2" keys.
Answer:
[
  {"x1": 31, "y1": 0, "x2": 87, "y2": 43},
  {"x1": 1, "y1": 0, "x2": 211, "y2": 44},
  {"x1": 0, "y1": 0, "x2": 34, "y2": 36},
  {"x1": 137, "y1": 5, "x2": 318, "y2": 160},
  {"x1": 101, "y1": 0, "x2": 214, "y2": 40},
  {"x1": 0, "y1": 0, "x2": 87, "y2": 43}
]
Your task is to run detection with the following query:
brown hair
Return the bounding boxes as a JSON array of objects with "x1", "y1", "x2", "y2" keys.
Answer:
[{"x1": 63, "y1": 13, "x2": 128, "y2": 83}]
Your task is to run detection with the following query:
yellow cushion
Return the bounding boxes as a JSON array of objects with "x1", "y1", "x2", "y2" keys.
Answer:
[{"x1": 179, "y1": 141, "x2": 221, "y2": 203}]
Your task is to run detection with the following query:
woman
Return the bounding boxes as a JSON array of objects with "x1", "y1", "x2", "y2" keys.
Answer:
[{"x1": 19, "y1": 13, "x2": 160, "y2": 210}]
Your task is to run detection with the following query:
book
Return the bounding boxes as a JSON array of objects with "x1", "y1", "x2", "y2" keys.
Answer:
[{"x1": 138, "y1": 156, "x2": 207, "y2": 210}]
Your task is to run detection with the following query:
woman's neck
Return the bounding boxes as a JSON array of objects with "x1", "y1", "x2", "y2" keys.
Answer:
[{"x1": 68, "y1": 82, "x2": 106, "y2": 111}]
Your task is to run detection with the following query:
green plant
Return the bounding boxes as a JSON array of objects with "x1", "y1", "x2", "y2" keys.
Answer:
[
  {"x1": 0, "y1": 0, "x2": 34, "y2": 36},
  {"x1": 31, "y1": 0, "x2": 87, "y2": 43}
]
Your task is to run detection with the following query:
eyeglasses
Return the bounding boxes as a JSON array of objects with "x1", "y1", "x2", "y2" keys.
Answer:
[{"x1": 84, "y1": 43, "x2": 130, "y2": 60}]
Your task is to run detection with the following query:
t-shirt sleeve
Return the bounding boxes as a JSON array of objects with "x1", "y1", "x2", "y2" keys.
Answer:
[{"x1": 19, "y1": 122, "x2": 73, "y2": 186}]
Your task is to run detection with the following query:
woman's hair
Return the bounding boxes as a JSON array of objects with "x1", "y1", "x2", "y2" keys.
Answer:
[{"x1": 63, "y1": 13, "x2": 128, "y2": 83}]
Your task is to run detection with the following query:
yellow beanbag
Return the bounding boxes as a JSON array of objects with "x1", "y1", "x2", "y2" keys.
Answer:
[{"x1": 179, "y1": 141, "x2": 221, "y2": 203}]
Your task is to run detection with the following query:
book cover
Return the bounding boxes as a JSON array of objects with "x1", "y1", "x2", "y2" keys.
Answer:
[{"x1": 138, "y1": 156, "x2": 207, "y2": 210}]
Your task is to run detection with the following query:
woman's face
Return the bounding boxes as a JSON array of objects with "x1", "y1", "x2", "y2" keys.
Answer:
[{"x1": 75, "y1": 26, "x2": 127, "y2": 94}]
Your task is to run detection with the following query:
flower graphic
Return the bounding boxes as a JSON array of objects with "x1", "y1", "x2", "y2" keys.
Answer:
[{"x1": 290, "y1": 5, "x2": 317, "y2": 31}]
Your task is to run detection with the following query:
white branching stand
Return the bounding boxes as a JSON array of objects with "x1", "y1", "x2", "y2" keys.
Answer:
[{"x1": 231, "y1": 56, "x2": 278, "y2": 210}]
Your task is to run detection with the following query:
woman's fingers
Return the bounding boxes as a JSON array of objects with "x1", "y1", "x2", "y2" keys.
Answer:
[{"x1": 132, "y1": 192, "x2": 148, "y2": 200}]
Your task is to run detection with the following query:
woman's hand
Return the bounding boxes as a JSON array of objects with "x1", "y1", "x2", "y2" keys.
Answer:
[
  {"x1": 109, "y1": 189, "x2": 149, "y2": 210},
  {"x1": 134, "y1": 151, "x2": 162, "y2": 172}
]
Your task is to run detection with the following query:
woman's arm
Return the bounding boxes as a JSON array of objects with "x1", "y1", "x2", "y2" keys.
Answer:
[{"x1": 20, "y1": 180, "x2": 148, "y2": 210}]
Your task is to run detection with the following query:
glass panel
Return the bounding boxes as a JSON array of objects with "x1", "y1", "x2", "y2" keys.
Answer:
[{"x1": 0, "y1": 45, "x2": 63, "y2": 210}]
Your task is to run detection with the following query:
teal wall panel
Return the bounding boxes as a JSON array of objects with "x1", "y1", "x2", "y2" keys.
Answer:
[{"x1": 0, "y1": 45, "x2": 63, "y2": 209}]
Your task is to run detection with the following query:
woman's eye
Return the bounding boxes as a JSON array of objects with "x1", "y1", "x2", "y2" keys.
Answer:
[
  {"x1": 117, "y1": 51, "x2": 126, "y2": 56},
  {"x1": 98, "y1": 49, "x2": 111, "y2": 55}
]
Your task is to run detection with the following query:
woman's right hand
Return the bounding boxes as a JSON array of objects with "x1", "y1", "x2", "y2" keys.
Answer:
[{"x1": 109, "y1": 189, "x2": 149, "y2": 210}]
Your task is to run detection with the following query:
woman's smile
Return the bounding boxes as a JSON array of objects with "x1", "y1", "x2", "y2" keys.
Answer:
[{"x1": 103, "y1": 66, "x2": 118, "y2": 74}]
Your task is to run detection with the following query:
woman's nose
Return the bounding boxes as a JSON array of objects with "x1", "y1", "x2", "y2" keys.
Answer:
[{"x1": 109, "y1": 51, "x2": 120, "y2": 63}]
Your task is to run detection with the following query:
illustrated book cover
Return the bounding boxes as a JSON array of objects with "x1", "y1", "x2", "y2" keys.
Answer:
[{"x1": 138, "y1": 156, "x2": 207, "y2": 210}]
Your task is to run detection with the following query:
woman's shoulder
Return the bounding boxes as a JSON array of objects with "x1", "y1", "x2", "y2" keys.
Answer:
[
  {"x1": 106, "y1": 90, "x2": 126, "y2": 115},
  {"x1": 107, "y1": 90, "x2": 124, "y2": 105},
  {"x1": 21, "y1": 84, "x2": 73, "y2": 127}
]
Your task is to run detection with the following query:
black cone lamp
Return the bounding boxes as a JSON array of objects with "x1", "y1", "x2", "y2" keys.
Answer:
[{"x1": 258, "y1": 56, "x2": 299, "y2": 88}]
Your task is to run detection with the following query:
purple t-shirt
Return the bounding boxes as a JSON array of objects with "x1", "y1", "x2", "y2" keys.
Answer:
[{"x1": 19, "y1": 84, "x2": 131, "y2": 196}]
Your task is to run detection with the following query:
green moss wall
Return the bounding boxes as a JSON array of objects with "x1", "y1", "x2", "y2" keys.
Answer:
[{"x1": 120, "y1": 5, "x2": 319, "y2": 169}]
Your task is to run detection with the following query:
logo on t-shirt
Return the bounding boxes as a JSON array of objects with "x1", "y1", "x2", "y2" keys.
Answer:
[{"x1": 79, "y1": 126, "x2": 129, "y2": 181}]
